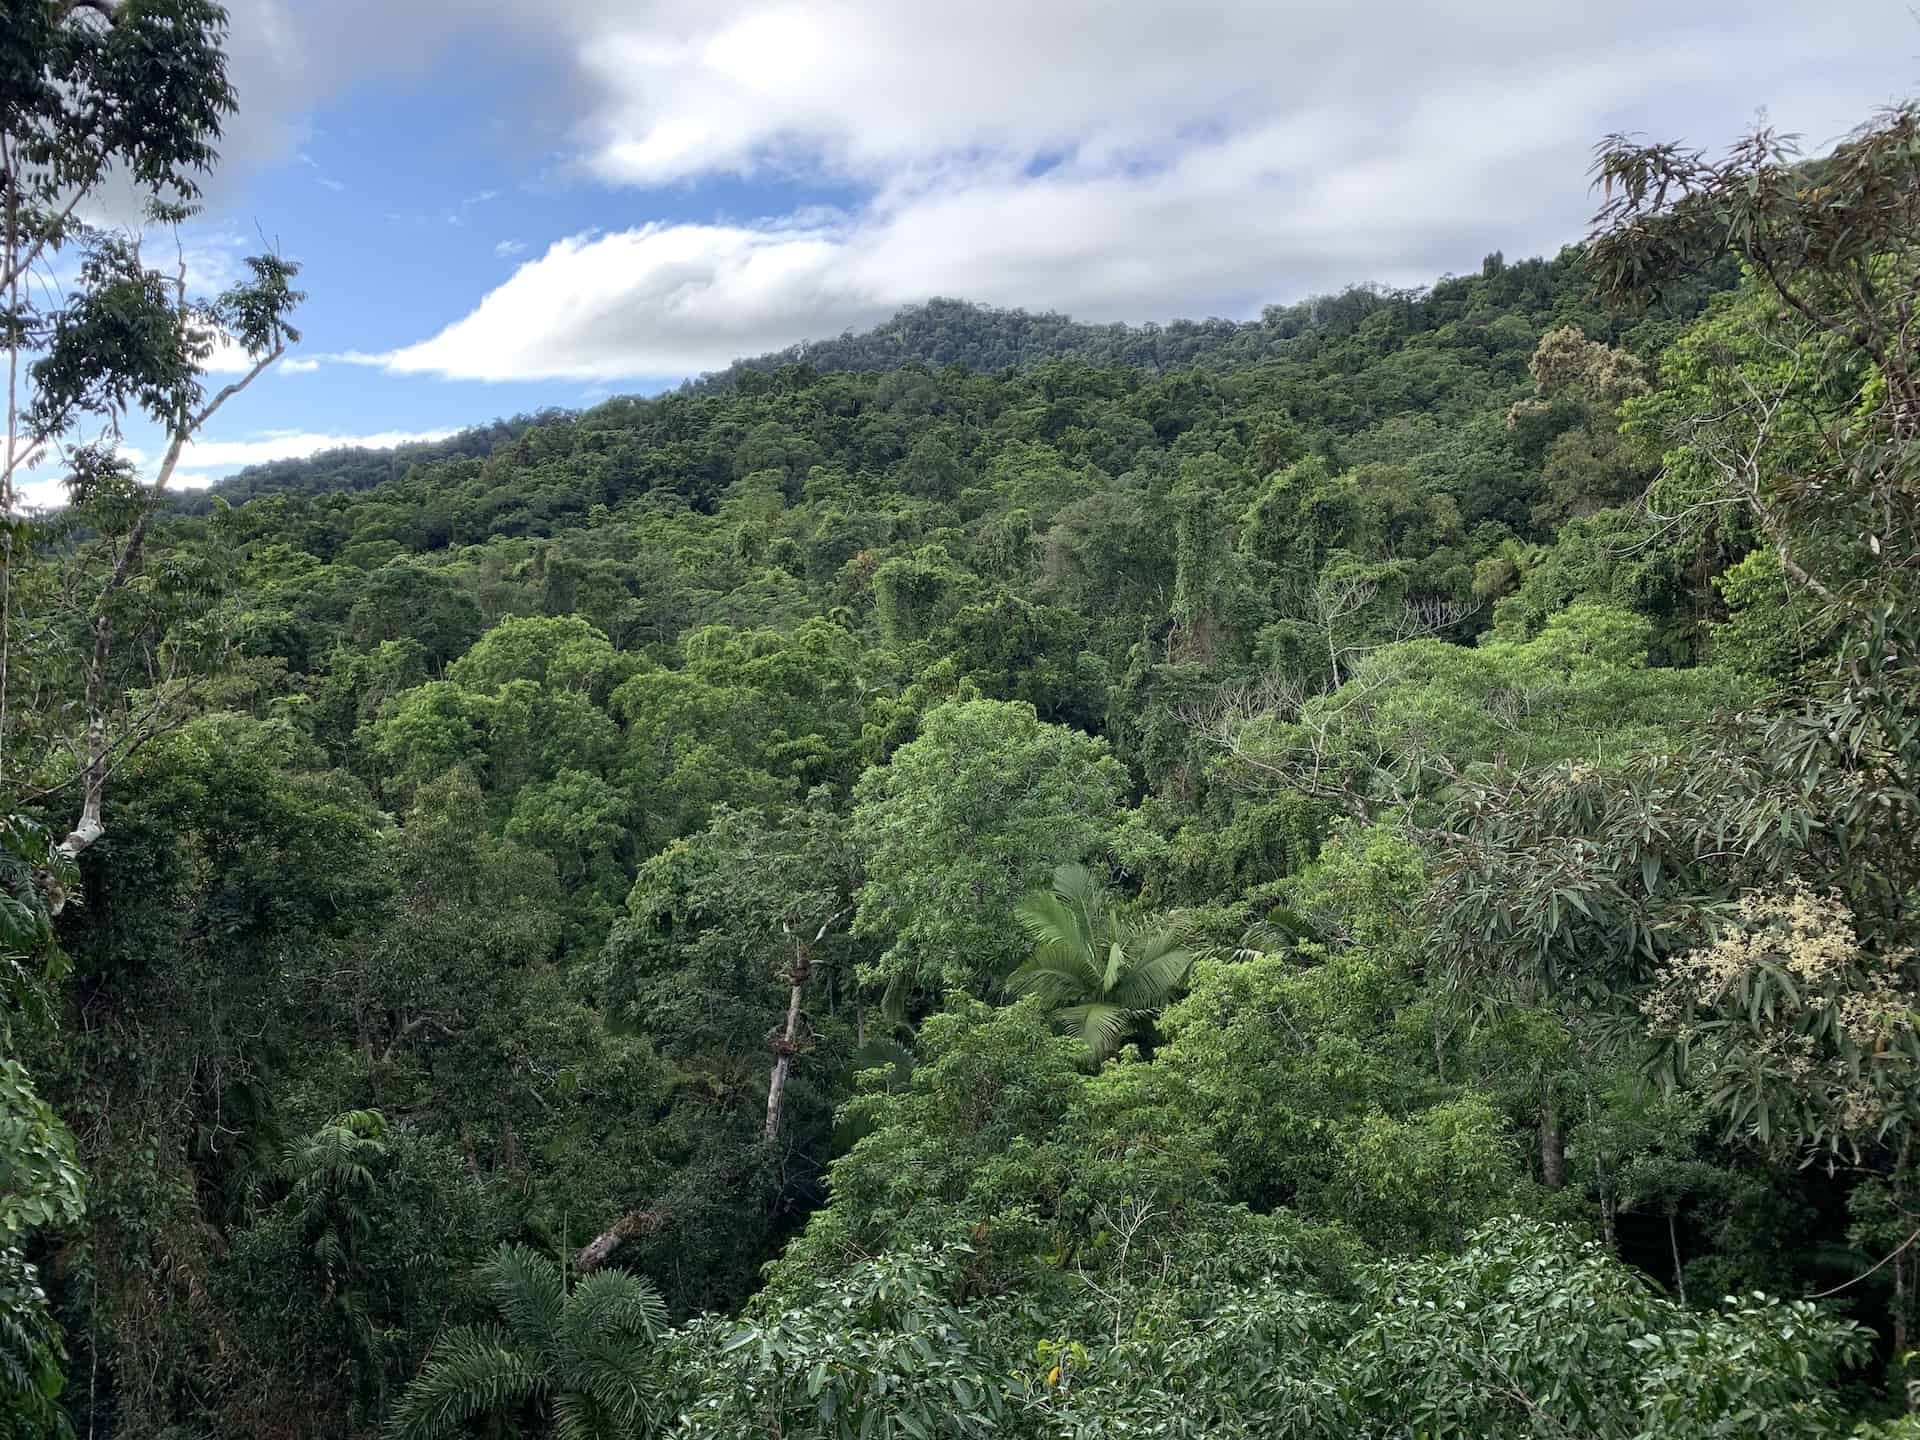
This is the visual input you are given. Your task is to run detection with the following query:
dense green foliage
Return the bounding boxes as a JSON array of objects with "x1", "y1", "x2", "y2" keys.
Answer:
[{"x1": 7, "y1": 13, "x2": 1920, "y2": 1432}]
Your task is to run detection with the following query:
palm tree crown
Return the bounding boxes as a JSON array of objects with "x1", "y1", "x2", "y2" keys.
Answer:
[
  {"x1": 1006, "y1": 863, "x2": 1194, "y2": 1063},
  {"x1": 389, "y1": 1243, "x2": 666, "y2": 1440}
]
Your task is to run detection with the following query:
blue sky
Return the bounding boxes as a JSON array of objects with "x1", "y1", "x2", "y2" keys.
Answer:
[{"x1": 23, "y1": 0, "x2": 1920, "y2": 502}]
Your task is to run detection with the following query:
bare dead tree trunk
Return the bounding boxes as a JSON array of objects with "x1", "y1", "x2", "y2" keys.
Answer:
[
  {"x1": 763, "y1": 911, "x2": 840, "y2": 1146},
  {"x1": 764, "y1": 952, "x2": 810, "y2": 1146},
  {"x1": 1668, "y1": 1209, "x2": 1686, "y2": 1305},
  {"x1": 575, "y1": 1210, "x2": 663, "y2": 1274},
  {"x1": 62, "y1": 621, "x2": 113, "y2": 853}
]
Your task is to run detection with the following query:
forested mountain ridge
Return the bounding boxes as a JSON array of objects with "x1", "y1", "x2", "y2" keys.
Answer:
[
  {"x1": 691, "y1": 267, "x2": 1680, "y2": 388},
  {"x1": 175, "y1": 420, "x2": 537, "y2": 511},
  {"x1": 7, "y1": 10, "x2": 1920, "y2": 1437},
  {"x1": 192, "y1": 254, "x2": 1723, "y2": 513}
]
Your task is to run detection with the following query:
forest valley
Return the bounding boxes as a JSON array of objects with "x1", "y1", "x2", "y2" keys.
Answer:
[{"x1": 7, "y1": 5, "x2": 1920, "y2": 1438}]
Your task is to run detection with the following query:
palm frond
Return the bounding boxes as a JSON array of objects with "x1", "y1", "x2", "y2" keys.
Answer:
[
  {"x1": 1013, "y1": 891, "x2": 1086, "y2": 950},
  {"x1": 331, "y1": 1108, "x2": 389, "y2": 1139},
  {"x1": 1050, "y1": 862, "x2": 1104, "y2": 928},
  {"x1": 281, "y1": 1122, "x2": 383, "y2": 1192},
  {"x1": 1006, "y1": 951, "x2": 1099, "y2": 1006},
  {"x1": 562, "y1": 1270, "x2": 667, "y2": 1350},
  {"x1": 557, "y1": 1274, "x2": 664, "y2": 1438},
  {"x1": 561, "y1": 1343, "x2": 657, "y2": 1436},
  {"x1": 1053, "y1": 1001, "x2": 1134, "y2": 1062},
  {"x1": 386, "y1": 1325, "x2": 541, "y2": 1440},
  {"x1": 1110, "y1": 938, "x2": 1195, "y2": 1010},
  {"x1": 553, "y1": 1389, "x2": 602, "y2": 1440},
  {"x1": 480, "y1": 1244, "x2": 566, "y2": 1360}
]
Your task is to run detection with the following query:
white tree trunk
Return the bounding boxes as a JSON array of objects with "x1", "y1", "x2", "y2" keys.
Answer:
[{"x1": 764, "y1": 958, "x2": 809, "y2": 1145}]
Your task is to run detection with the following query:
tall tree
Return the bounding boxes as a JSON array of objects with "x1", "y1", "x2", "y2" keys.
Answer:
[
  {"x1": 1, "y1": 0, "x2": 302, "y2": 873},
  {"x1": 851, "y1": 698, "x2": 1127, "y2": 996},
  {"x1": 608, "y1": 797, "x2": 857, "y2": 1150},
  {"x1": 1588, "y1": 103, "x2": 1920, "y2": 614}
]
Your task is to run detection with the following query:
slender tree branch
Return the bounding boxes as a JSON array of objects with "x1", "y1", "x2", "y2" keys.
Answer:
[{"x1": 1808, "y1": 1226, "x2": 1920, "y2": 1299}]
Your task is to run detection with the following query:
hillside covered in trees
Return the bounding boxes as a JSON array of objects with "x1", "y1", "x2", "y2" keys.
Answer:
[
  {"x1": 185, "y1": 271, "x2": 1703, "y2": 516},
  {"x1": 8, "y1": 6, "x2": 1920, "y2": 1439}
]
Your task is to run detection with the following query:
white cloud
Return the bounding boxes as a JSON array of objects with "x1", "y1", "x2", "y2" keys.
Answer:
[
  {"x1": 215, "y1": 1, "x2": 1915, "y2": 196},
  {"x1": 494, "y1": 238, "x2": 529, "y2": 258},
  {"x1": 176, "y1": 428, "x2": 458, "y2": 470},
  {"x1": 199, "y1": 332, "x2": 259, "y2": 375},
  {"x1": 318, "y1": 176, "x2": 347, "y2": 193},
  {"x1": 563, "y1": 0, "x2": 1912, "y2": 186},
  {"x1": 199, "y1": 330, "x2": 316, "y2": 377},
  {"x1": 16, "y1": 428, "x2": 457, "y2": 508},
  {"x1": 331, "y1": 0, "x2": 1917, "y2": 382},
  {"x1": 381, "y1": 222, "x2": 876, "y2": 379},
  {"x1": 176, "y1": 0, "x2": 1920, "y2": 382},
  {"x1": 180, "y1": 231, "x2": 252, "y2": 294}
]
